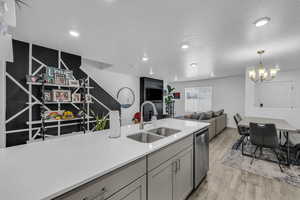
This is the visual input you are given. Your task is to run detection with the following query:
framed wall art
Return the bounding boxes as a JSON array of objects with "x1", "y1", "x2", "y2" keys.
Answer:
[
  {"x1": 43, "y1": 90, "x2": 52, "y2": 102},
  {"x1": 69, "y1": 80, "x2": 79, "y2": 87},
  {"x1": 52, "y1": 90, "x2": 71, "y2": 102},
  {"x1": 72, "y1": 93, "x2": 81, "y2": 103},
  {"x1": 54, "y1": 73, "x2": 66, "y2": 85}
]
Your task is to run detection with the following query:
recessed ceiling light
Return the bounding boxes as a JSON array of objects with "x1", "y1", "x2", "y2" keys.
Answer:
[
  {"x1": 142, "y1": 56, "x2": 149, "y2": 62},
  {"x1": 190, "y1": 63, "x2": 198, "y2": 68},
  {"x1": 181, "y1": 44, "x2": 189, "y2": 50},
  {"x1": 210, "y1": 72, "x2": 215, "y2": 77},
  {"x1": 142, "y1": 54, "x2": 149, "y2": 62},
  {"x1": 69, "y1": 30, "x2": 80, "y2": 37},
  {"x1": 254, "y1": 17, "x2": 271, "y2": 27}
]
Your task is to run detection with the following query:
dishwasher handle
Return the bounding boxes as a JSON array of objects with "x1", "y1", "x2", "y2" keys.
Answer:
[{"x1": 195, "y1": 128, "x2": 208, "y2": 138}]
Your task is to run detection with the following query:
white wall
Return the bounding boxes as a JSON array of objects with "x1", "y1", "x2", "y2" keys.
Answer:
[
  {"x1": 81, "y1": 64, "x2": 139, "y2": 126},
  {"x1": 171, "y1": 75, "x2": 245, "y2": 128},
  {"x1": 0, "y1": 61, "x2": 5, "y2": 148},
  {"x1": 245, "y1": 69, "x2": 300, "y2": 129}
]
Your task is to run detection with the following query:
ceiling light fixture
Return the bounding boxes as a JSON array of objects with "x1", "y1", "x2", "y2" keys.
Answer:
[
  {"x1": 248, "y1": 50, "x2": 280, "y2": 83},
  {"x1": 181, "y1": 44, "x2": 189, "y2": 50},
  {"x1": 69, "y1": 30, "x2": 80, "y2": 37},
  {"x1": 142, "y1": 56, "x2": 149, "y2": 62},
  {"x1": 149, "y1": 68, "x2": 154, "y2": 75},
  {"x1": 190, "y1": 63, "x2": 198, "y2": 68},
  {"x1": 254, "y1": 17, "x2": 271, "y2": 27}
]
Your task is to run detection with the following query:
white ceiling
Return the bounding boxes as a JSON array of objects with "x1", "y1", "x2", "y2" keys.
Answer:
[{"x1": 13, "y1": 0, "x2": 300, "y2": 82}]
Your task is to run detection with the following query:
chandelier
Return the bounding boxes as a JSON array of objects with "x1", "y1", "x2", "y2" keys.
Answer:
[{"x1": 248, "y1": 50, "x2": 280, "y2": 83}]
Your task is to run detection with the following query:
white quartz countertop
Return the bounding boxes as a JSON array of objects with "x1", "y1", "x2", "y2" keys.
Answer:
[{"x1": 0, "y1": 119, "x2": 209, "y2": 200}]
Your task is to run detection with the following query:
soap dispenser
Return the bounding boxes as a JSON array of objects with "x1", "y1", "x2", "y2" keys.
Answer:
[{"x1": 109, "y1": 110, "x2": 121, "y2": 138}]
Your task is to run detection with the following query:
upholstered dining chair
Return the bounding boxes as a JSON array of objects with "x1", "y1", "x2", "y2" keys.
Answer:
[
  {"x1": 233, "y1": 114, "x2": 250, "y2": 150},
  {"x1": 249, "y1": 123, "x2": 283, "y2": 172}
]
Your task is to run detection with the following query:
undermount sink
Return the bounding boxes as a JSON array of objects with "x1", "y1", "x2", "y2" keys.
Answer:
[
  {"x1": 148, "y1": 127, "x2": 181, "y2": 137},
  {"x1": 127, "y1": 132, "x2": 163, "y2": 143}
]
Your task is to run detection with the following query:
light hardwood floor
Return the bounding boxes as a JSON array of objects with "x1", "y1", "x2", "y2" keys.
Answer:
[{"x1": 189, "y1": 128, "x2": 300, "y2": 200}]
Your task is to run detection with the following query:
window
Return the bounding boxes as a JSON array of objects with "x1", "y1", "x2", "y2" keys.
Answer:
[{"x1": 185, "y1": 87, "x2": 212, "y2": 112}]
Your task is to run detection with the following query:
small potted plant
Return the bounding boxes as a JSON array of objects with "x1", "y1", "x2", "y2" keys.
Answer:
[{"x1": 164, "y1": 85, "x2": 175, "y2": 117}]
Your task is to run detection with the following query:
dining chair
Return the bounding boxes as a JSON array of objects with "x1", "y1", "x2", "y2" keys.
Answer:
[
  {"x1": 236, "y1": 113, "x2": 242, "y2": 122},
  {"x1": 249, "y1": 123, "x2": 283, "y2": 172},
  {"x1": 233, "y1": 114, "x2": 250, "y2": 150}
]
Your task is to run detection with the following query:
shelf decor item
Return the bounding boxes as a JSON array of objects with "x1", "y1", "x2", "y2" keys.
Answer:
[
  {"x1": 65, "y1": 70, "x2": 75, "y2": 81},
  {"x1": 62, "y1": 111, "x2": 75, "y2": 120},
  {"x1": 54, "y1": 73, "x2": 66, "y2": 85},
  {"x1": 44, "y1": 67, "x2": 55, "y2": 84},
  {"x1": 72, "y1": 93, "x2": 81, "y2": 103},
  {"x1": 52, "y1": 89, "x2": 71, "y2": 102},
  {"x1": 26, "y1": 74, "x2": 43, "y2": 83},
  {"x1": 85, "y1": 94, "x2": 92, "y2": 103},
  {"x1": 69, "y1": 80, "x2": 79, "y2": 87},
  {"x1": 44, "y1": 110, "x2": 65, "y2": 120},
  {"x1": 43, "y1": 90, "x2": 52, "y2": 102}
]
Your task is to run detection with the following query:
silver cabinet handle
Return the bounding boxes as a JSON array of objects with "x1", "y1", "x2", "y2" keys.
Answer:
[
  {"x1": 82, "y1": 187, "x2": 107, "y2": 200},
  {"x1": 178, "y1": 159, "x2": 181, "y2": 171},
  {"x1": 173, "y1": 161, "x2": 177, "y2": 173},
  {"x1": 174, "y1": 159, "x2": 180, "y2": 173},
  {"x1": 93, "y1": 187, "x2": 107, "y2": 200}
]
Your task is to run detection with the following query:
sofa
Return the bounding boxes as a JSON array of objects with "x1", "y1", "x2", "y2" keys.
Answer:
[{"x1": 176, "y1": 110, "x2": 227, "y2": 141}]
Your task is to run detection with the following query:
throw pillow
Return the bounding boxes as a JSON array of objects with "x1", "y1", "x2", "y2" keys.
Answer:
[
  {"x1": 205, "y1": 111, "x2": 214, "y2": 119},
  {"x1": 184, "y1": 114, "x2": 192, "y2": 119},
  {"x1": 214, "y1": 109, "x2": 224, "y2": 117},
  {"x1": 191, "y1": 112, "x2": 201, "y2": 120},
  {"x1": 198, "y1": 112, "x2": 207, "y2": 120}
]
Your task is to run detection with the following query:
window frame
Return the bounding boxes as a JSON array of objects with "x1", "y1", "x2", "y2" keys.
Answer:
[{"x1": 184, "y1": 86, "x2": 213, "y2": 113}]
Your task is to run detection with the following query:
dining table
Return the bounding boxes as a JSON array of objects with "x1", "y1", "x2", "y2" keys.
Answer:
[{"x1": 238, "y1": 116, "x2": 298, "y2": 166}]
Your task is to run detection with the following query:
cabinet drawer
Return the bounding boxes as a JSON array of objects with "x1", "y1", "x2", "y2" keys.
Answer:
[
  {"x1": 106, "y1": 175, "x2": 146, "y2": 200},
  {"x1": 55, "y1": 158, "x2": 146, "y2": 200},
  {"x1": 148, "y1": 135, "x2": 193, "y2": 171}
]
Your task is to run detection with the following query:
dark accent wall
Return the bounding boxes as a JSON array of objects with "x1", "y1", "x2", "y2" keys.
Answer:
[
  {"x1": 5, "y1": 40, "x2": 121, "y2": 147},
  {"x1": 140, "y1": 77, "x2": 164, "y2": 121}
]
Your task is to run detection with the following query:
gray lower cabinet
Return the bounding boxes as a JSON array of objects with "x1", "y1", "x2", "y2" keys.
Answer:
[
  {"x1": 148, "y1": 146, "x2": 194, "y2": 200},
  {"x1": 106, "y1": 176, "x2": 146, "y2": 200},
  {"x1": 173, "y1": 147, "x2": 194, "y2": 200},
  {"x1": 56, "y1": 135, "x2": 196, "y2": 200},
  {"x1": 55, "y1": 158, "x2": 146, "y2": 200},
  {"x1": 148, "y1": 158, "x2": 174, "y2": 200}
]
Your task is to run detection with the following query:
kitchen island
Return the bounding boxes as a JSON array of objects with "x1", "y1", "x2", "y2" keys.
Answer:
[{"x1": 0, "y1": 119, "x2": 209, "y2": 200}]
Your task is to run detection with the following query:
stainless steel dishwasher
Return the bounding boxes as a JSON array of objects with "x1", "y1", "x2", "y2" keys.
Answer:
[{"x1": 194, "y1": 128, "x2": 209, "y2": 188}]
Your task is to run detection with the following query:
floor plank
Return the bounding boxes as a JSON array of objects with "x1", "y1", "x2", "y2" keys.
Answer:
[{"x1": 189, "y1": 128, "x2": 300, "y2": 200}]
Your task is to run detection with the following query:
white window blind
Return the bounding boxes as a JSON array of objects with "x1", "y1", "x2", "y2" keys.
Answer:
[{"x1": 185, "y1": 87, "x2": 212, "y2": 112}]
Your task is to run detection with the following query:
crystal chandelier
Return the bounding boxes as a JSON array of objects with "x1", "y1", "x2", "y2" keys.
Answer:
[{"x1": 248, "y1": 50, "x2": 280, "y2": 83}]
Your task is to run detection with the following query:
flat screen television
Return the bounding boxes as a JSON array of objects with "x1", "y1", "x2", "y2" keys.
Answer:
[{"x1": 146, "y1": 88, "x2": 163, "y2": 101}]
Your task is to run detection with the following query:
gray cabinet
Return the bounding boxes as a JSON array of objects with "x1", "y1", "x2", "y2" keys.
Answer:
[
  {"x1": 56, "y1": 134, "x2": 197, "y2": 200},
  {"x1": 148, "y1": 158, "x2": 174, "y2": 200},
  {"x1": 55, "y1": 158, "x2": 146, "y2": 200},
  {"x1": 173, "y1": 147, "x2": 194, "y2": 200},
  {"x1": 148, "y1": 146, "x2": 194, "y2": 200},
  {"x1": 107, "y1": 176, "x2": 146, "y2": 200}
]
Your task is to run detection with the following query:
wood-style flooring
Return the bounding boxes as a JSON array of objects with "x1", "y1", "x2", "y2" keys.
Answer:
[{"x1": 189, "y1": 128, "x2": 300, "y2": 200}]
